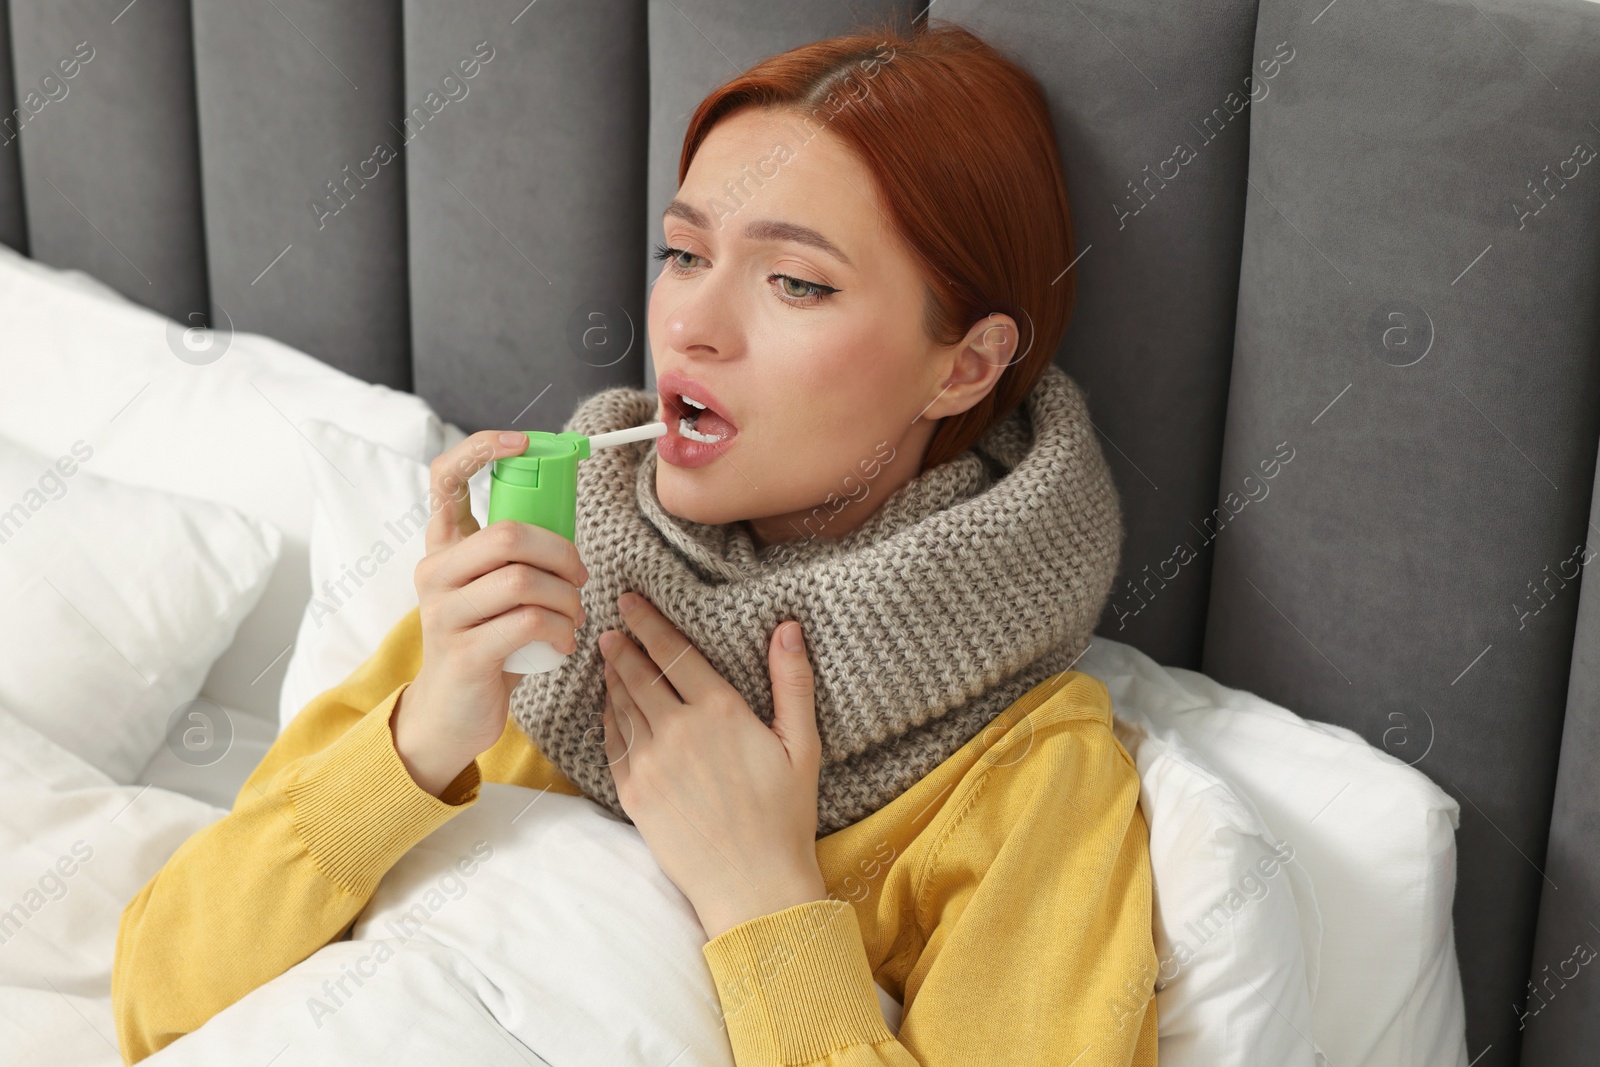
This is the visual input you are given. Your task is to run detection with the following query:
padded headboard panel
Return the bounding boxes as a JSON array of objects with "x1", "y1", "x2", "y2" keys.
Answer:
[
  {"x1": 1200, "y1": 5, "x2": 1600, "y2": 1064},
  {"x1": 3, "y1": 1, "x2": 1598, "y2": 1062}
]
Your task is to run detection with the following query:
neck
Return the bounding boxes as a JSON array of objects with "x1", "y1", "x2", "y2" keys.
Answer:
[{"x1": 741, "y1": 494, "x2": 879, "y2": 550}]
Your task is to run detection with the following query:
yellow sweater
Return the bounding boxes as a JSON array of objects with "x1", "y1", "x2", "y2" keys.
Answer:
[{"x1": 113, "y1": 605, "x2": 1159, "y2": 1065}]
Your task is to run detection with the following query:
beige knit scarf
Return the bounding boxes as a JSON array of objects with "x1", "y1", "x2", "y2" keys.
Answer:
[{"x1": 508, "y1": 362, "x2": 1123, "y2": 836}]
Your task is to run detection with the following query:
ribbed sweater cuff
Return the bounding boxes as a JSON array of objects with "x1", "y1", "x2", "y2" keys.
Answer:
[
  {"x1": 703, "y1": 899, "x2": 895, "y2": 1065},
  {"x1": 285, "y1": 681, "x2": 481, "y2": 897}
]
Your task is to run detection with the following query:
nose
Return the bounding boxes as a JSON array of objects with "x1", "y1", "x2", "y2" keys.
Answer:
[{"x1": 653, "y1": 263, "x2": 742, "y2": 361}]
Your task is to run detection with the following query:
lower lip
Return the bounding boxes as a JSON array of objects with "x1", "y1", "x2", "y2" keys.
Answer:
[{"x1": 656, "y1": 412, "x2": 739, "y2": 468}]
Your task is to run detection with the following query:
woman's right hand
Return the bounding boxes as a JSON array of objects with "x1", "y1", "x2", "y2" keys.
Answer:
[{"x1": 392, "y1": 430, "x2": 591, "y2": 796}]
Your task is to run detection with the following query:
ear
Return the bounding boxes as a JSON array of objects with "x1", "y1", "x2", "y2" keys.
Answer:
[{"x1": 922, "y1": 311, "x2": 1018, "y2": 421}]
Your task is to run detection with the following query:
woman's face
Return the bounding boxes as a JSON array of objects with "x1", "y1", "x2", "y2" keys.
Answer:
[{"x1": 647, "y1": 106, "x2": 1013, "y2": 549}]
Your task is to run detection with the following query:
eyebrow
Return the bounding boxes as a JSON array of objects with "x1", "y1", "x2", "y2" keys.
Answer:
[{"x1": 663, "y1": 198, "x2": 854, "y2": 268}]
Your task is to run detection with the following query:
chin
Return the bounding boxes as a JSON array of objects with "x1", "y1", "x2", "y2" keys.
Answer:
[{"x1": 654, "y1": 463, "x2": 741, "y2": 526}]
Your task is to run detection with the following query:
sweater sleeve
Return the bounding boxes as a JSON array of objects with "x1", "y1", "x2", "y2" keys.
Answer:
[
  {"x1": 112, "y1": 606, "x2": 481, "y2": 1064},
  {"x1": 699, "y1": 712, "x2": 1160, "y2": 1067}
]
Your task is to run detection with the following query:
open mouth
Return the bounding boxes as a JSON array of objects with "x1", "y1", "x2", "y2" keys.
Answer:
[{"x1": 664, "y1": 391, "x2": 737, "y2": 444}]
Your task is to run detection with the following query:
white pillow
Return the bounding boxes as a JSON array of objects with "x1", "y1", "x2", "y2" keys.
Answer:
[
  {"x1": 0, "y1": 240, "x2": 133, "y2": 305},
  {"x1": 0, "y1": 247, "x2": 445, "y2": 722},
  {"x1": 1081, "y1": 638, "x2": 1468, "y2": 1067},
  {"x1": 134, "y1": 698, "x2": 282, "y2": 811},
  {"x1": 1110, "y1": 713, "x2": 1320, "y2": 1066},
  {"x1": 278, "y1": 420, "x2": 488, "y2": 730},
  {"x1": 0, "y1": 432, "x2": 281, "y2": 782}
]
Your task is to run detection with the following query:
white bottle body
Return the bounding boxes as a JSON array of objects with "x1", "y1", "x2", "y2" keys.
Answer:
[{"x1": 504, "y1": 639, "x2": 568, "y2": 674}]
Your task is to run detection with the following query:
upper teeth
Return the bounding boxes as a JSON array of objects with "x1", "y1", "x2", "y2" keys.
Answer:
[{"x1": 680, "y1": 393, "x2": 707, "y2": 410}]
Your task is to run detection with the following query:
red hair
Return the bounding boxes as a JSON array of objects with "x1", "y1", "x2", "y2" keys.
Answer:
[{"x1": 677, "y1": 17, "x2": 1078, "y2": 472}]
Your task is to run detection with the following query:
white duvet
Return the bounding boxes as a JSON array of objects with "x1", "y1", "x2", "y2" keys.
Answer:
[
  {"x1": 143, "y1": 784, "x2": 747, "y2": 1066},
  {"x1": 0, "y1": 700, "x2": 905, "y2": 1066},
  {"x1": 0, "y1": 700, "x2": 754, "y2": 1066},
  {"x1": 0, "y1": 705, "x2": 221, "y2": 1066}
]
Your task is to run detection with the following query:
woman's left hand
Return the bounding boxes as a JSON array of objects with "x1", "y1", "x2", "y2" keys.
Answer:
[{"x1": 598, "y1": 590, "x2": 828, "y2": 940}]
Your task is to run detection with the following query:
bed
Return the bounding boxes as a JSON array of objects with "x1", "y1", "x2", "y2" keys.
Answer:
[{"x1": 1, "y1": 1, "x2": 1597, "y2": 1065}]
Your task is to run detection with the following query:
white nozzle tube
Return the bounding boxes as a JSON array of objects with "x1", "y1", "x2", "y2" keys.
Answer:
[{"x1": 588, "y1": 421, "x2": 667, "y2": 450}]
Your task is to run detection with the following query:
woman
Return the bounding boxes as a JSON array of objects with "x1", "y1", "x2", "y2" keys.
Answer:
[{"x1": 113, "y1": 17, "x2": 1157, "y2": 1065}]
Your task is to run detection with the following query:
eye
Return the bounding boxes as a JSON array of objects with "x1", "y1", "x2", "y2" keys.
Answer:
[
  {"x1": 652, "y1": 242, "x2": 840, "y2": 308},
  {"x1": 652, "y1": 243, "x2": 702, "y2": 273},
  {"x1": 770, "y1": 272, "x2": 840, "y2": 307}
]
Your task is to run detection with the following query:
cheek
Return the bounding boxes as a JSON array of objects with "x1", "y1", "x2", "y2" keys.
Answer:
[
  {"x1": 753, "y1": 366, "x2": 905, "y2": 488},
  {"x1": 802, "y1": 342, "x2": 915, "y2": 441},
  {"x1": 646, "y1": 287, "x2": 667, "y2": 360}
]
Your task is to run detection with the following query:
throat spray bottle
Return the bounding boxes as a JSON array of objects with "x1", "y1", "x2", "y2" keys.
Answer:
[{"x1": 487, "y1": 420, "x2": 667, "y2": 673}]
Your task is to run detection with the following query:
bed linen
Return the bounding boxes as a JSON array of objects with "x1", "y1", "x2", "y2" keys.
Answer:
[
  {"x1": 0, "y1": 431, "x2": 282, "y2": 784},
  {"x1": 0, "y1": 243, "x2": 445, "y2": 725},
  {"x1": 0, "y1": 706, "x2": 219, "y2": 1066},
  {"x1": 0, "y1": 635, "x2": 1465, "y2": 1067},
  {"x1": 1080, "y1": 639, "x2": 1468, "y2": 1067},
  {"x1": 4, "y1": 658, "x2": 1450, "y2": 1067}
]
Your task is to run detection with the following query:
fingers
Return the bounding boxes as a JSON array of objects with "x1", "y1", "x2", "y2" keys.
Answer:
[
  {"x1": 603, "y1": 673, "x2": 650, "y2": 806},
  {"x1": 424, "y1": 431, "x2": 530, "y2": 554},
  {"x1": 412, "y1": 433, "x2": 594, "y2": 676},
  {"x1": 423, "y1": 518, "x2": 589, "y2": 594},
  {"x1": 433, "y1": 561, "x2": 586, "y2": 644},
  {"x1": 612, "y1": 592, "x2": 717, "y2": 704},
  {"x1": 767, "y1": 621, "x2": 821, "y2": 769},
  {"x1": 451, "y1": 601, "x2": 564, "y2": 668},
  {"x1": 451, "y1": 599, "x2": 575, "y2": 665},
  {"x1": 603, "y1": 660, "x2": 649, "y2": 746},
  {"x1": 600, "y1": 630, "x2": 681, "y2": 734}
]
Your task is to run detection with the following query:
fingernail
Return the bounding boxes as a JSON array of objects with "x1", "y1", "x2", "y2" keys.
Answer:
[
  {"x1": 618, "y1": 592, "x2": 638, "y2": 612},
  {"x1": 781, "y1": 621, "x2": 804, "y2": 652},
  {"x1": 499, "y1": 431, "x2": 526, "y2": 448}
]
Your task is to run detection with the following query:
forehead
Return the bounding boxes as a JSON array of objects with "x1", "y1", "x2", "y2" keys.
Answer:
[{"x1": 671, "y1": 107, "x2": 887, "y2": 261}]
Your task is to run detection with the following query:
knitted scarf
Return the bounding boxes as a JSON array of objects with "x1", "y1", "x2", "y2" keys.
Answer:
[{"x1": 508, "y1": 362, "x2": 1123, "y2": 836}]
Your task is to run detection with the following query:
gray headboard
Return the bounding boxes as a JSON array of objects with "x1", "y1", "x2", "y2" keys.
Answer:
[{"x1": 3, "y1": 1, "x2": 1598, "y2": 1062}]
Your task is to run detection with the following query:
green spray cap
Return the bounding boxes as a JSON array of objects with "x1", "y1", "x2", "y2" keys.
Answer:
[
  {"x1": 485, "y1": 431, "x2": 590, "y2": 542},
  {"x1": 484, "y1": 421, "x2": 667, "y2": 544}
]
